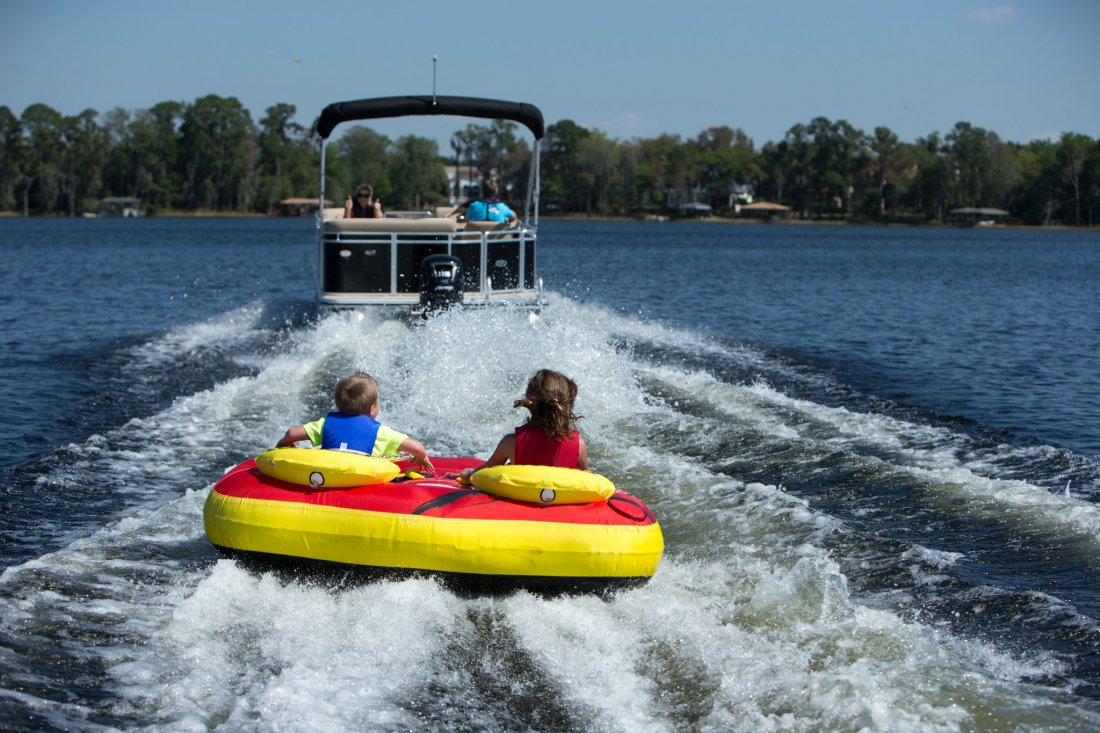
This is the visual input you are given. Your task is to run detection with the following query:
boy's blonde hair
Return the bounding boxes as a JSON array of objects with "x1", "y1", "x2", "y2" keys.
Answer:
[{"x1": 334, "y1": 372, "x2": 379, "y2": 415}]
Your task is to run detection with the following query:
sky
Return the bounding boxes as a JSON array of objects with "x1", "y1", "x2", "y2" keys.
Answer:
[{"x1": 3, "y1": 0, "x2": 1098, "y2": 149}]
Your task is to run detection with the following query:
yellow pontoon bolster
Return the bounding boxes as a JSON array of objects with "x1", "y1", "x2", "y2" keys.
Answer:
[
  {"x1": 254, "y1": 447, "x2": 400, "y2": 488},
  {"x1": 471, "y1": 465, "x2": 616, "y2": 504},
  {"x1": 203, "y1": 491, "x2": 664, "y2": 579}
]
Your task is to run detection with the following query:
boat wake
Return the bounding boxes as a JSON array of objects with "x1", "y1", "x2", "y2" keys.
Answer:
[{"x1": 1, "y1": 295, "x2": 1099, "y2": 730}]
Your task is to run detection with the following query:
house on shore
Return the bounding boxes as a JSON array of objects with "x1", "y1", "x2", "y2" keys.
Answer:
[
  {"x1": 275, "y1": 198, "x2": 334, "y2": 217},
  {"x1": 677, "y1": 202, "x2": 713, "y2": 218},
  {"x1": 739, "y1": 201, "x2": 790, "y2": 221},
  {"x1": 949, "y1": 207, "x2": 1009, "y2": 227},
  {"x1": 97, "y1": 197, "x2": 144, "y2": 218}
]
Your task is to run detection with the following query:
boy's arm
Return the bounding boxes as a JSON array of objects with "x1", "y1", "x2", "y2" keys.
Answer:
[
  {"x1": 276, "y1": 426, "x2": 309, "y2": 448},
  {"x1": 398, "y1": 437, "x2": 435, "y2": 474}
]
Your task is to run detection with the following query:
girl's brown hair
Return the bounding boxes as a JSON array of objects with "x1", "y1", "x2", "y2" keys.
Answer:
[{"x1": 514, "y1": 369, "x2": 582, "y2": 440}]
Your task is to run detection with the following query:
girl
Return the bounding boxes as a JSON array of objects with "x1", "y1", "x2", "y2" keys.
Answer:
[{"x1": 461, "y1": 369, "x2": 588, "y2": 479}]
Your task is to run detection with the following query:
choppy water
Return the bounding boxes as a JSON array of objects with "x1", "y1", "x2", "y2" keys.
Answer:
[{"x1": 1, "y1": 218, "x2": 1098, "y2": 731}]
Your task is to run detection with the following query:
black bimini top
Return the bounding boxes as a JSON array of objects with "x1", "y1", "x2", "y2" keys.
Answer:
[{"x1": 315, "y1": 95, "x2": 545, "y2": 141}]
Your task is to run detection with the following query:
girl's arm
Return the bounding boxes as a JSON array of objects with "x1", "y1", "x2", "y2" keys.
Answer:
[
  {"x1": 459, "y1": 433, "x2": 515, "y2": 480},
  {"x1": 577, "y1": 437, "x2": 589, "y2": 471}
]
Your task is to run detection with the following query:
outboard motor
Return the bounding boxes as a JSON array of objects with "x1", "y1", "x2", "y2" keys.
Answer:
[{"x1": 418, "y1": 254, "x2": 464, "y2": 313}]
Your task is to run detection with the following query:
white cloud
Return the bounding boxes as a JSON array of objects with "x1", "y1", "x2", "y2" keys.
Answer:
[
  {"x1": 591, "y1": 112, "x2": 661, "y2": 141},
  {"x1": 967, "y1": 5, "x2": 1017, "y2": 23}
]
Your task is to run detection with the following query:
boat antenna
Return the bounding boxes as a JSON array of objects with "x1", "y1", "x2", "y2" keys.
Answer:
[{"x1": 432, "y1": 55, "x2": 438, "y2": 106}]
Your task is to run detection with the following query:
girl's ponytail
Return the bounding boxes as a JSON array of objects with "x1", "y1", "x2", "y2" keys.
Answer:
[{"x1": 515, "y1": 370, "x2": 582, "y2": 440}]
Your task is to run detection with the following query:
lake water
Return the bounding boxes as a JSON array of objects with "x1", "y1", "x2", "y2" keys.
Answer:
[{"x1": 1, "y1": 218, "x2": 1099, "y2": 731}]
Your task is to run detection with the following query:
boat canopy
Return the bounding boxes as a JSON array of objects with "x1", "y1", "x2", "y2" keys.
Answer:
[{"x1": 315, "y1": 95, "x2": 545, "y2": 141}]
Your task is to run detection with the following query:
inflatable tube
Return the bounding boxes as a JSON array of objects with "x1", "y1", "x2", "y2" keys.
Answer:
[
  {"x1": 204, "y1": 456, "x2": 663, "y2": 592},
  {"x1": 254, "y1": 447, "x2": 400, "y2": 488},
  {"x1": 470, "y1": 464, "x2": 615, "y2": 505}
]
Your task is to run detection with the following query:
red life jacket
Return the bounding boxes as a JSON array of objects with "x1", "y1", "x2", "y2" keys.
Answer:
[{"x1": 513, "y1": 426, "x2": 581, "y2": 468}]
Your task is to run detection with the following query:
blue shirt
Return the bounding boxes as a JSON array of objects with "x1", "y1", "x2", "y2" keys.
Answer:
[{"x1": 466, "y1": 199, "x2": 515, "y2": 223}]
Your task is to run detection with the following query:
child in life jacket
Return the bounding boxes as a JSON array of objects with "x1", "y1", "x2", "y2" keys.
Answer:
[
  {"x1": 277, "y1": 371, "x2": 434, "y2": 473},
  {"x1": 460, "y1": 369, "x2": 588, "y2": 480}
]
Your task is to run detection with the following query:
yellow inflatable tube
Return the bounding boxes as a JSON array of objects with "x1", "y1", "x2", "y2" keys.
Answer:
[
  {"x1": 471, "y1": 465, "x2": 616, "y2": 505},
  {"x1": 203, "y1": 491, "x2": 664, "y2": 579},
  {"x1": 254, "y1": 447, "x2": 400, "y2": 488}
]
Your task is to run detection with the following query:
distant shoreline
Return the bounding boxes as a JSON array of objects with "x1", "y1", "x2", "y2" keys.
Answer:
[{"x1": 1, "y1": 210, "x2": 1095, "y2": 233}]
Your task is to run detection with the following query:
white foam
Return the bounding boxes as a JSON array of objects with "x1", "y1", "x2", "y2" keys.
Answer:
[
  {"x1": 660, "y1": 368, "x2": 1100, "y2": 546},
  {"x1": 4, "y1": 299, "x2": 1100, "y2": 730}
]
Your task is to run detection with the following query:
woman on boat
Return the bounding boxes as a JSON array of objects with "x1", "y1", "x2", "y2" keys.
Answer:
[
  {"x1": 460, "y1": 369, "x2": 588, "y2": 479},
  {"x1": 344, "y1": 184, "x2": 382, "y2": 218}
]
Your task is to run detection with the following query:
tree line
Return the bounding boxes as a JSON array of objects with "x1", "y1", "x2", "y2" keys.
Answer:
[{"x1": 2, "y1": 95, "x2": 1098, "y2": 226}]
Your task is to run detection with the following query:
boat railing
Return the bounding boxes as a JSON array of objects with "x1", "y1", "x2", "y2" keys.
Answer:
[{"x1": 318, "y1": 215, "x2": 538, "y2": 306}]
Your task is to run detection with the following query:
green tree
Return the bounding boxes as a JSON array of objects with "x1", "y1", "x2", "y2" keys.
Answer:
[
  {"x1": 103, "y1": 102, "x2": 185, "y2": 211},
  {"x1": 985, "y1": 133, "x2": 1019, "y2": 212},
  {"x1": 868, "y1": 126, "x2": 901, "y2": 217},
  {"x1": 60, "y1": 108, "x2": 108, "y2": 215},
  {"x1": 761, "y1": 123, "x2": 811, "y2": 215},
  {"x1": 257, "y1": 103, "x2": 316, "y2": 212},
  {"x1": 385, "y1": 135, "x2": 447, "y2": 209},
  {"x1": 802, "y1": 117, "x2": 869, "y2": 217},
  {"x1": 1059, "y1": 132, "x2": 1093, "y2": 226},
  {"x1": 336, "y1": 126, "x2": 390, "y2": 202},
  {"x1": 944, "y1": 121, "x2": 994, "y2": 208},
  {"x1": 450, "y1": 121, "x2": 523, "y2": 195},
  {"x1": 1084, "y1": 139, "x2": 1100, "y2": 227},
  {"x1": 543, "y1": 119, "x2": 590, "y2": 212},
  {"x1": 1009, "y1": 139, "x2": 1058, "y2": 225},
  {"x1": 635, "y1": 133, "x2": 691, "y2": 211},
  {"x1": 692, "y1": 125, "x2": 756, "y2": 212},
  {"x1": 575, "y1": 129, "x2": 617, "y2": 214},
  {"x1": 101, "y1": 107, "x2": 133, "y2": 198},
  {"x1": 139, "y1": 102, "x2": 185, "y2": 210},
  {"x1": 20, "y1": 104, "x2": 66, "y2": 214},
  {"x1": 449, "y1": 127, "x2": 474, "y2": 200},
  {"x1": 616, "y1": 139, "x2": 641, "y2": 212},
  {"x1": 462, "y1": 123, "x2": 497, "y2": 183},
  {"x1": 0, "y1": 106, "x2": 19, "y2": 211},
  {"x1": 179, "y1": 95, "x2": 256, "y2": 211},
  {"x1": 908, "y1": 133, "x2": 948, "y2": 221},
  {"x1": 489, "y1": 120, "x2": 519, "y2": 181},
  {"x1": 500, "y1": 137, "x2": 532, "y2": 208}
]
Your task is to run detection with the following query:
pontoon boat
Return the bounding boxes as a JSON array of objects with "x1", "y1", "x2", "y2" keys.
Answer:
[{"x1": 313, "y1": 96, "x2": 547, "y2": 314}]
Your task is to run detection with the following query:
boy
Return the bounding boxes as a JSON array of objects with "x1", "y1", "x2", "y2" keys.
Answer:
[{"x1": 277, "y1": 372, "x2": 434, "y2": 473}]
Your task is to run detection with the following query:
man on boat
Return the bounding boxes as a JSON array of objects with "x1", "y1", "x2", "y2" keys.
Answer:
[{"x1": 453, "y1": 180, "x2": 517, "y2": 227}]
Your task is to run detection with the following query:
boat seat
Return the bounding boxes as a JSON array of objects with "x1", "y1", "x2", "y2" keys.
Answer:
[
  {"x1": 322, "y1": 207, "x2": 345, "y2": 221},
  {"x1": 462, "y1": 220, "x2": 509, "y2": 232},
  {"x1": 324, "y1": 217, "x2": 459, "y2": 233},
  {"x1": 383, "y1": 210, "x2": 432, "y2": 219}
]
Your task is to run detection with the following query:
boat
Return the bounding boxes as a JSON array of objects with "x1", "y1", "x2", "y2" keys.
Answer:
[
  {"x1": 312, "y1": 96, "x2": 548, "y2": 314},
  {"x1": 203, "y1": 453, "x2": 664, "y2": 594}
]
